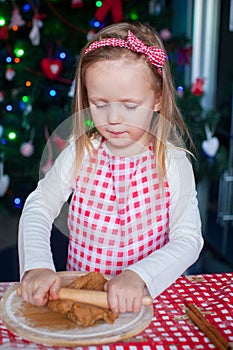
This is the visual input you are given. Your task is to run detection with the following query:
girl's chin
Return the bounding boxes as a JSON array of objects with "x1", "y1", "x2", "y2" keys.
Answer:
[{"x1": 106, "y1": 139, "x2": 148, "y2": 156}]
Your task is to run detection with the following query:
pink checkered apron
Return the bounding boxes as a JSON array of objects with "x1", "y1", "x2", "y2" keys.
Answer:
[{"x1": 67, "y1": 142, "x2": 170, "y2": 275}]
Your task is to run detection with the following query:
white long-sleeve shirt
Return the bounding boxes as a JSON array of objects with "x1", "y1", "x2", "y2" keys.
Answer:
[{"x1": 18, "y1": 140, "x2": 203, "y2": 299}]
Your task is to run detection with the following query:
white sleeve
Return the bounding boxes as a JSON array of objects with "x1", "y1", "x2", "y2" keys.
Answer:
[
  {"x1": 18, "y1": 142, "x2": 76, "y2": 279},
  {"x1": 126, "y1": 147, "x2": 204, "y2": 298}
]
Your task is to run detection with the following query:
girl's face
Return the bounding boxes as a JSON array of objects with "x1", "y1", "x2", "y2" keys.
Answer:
[{"x1": 85, "y1": 57, "x2": 160, "y2": 156}]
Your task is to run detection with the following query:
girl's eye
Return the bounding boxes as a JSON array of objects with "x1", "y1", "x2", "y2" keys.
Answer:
[
  {"x1": 124, "y1": 104, "x2": 138, "y2": 110},
  {"x1": 95, "y1": 103, "x2": 108, "y2": 109}
]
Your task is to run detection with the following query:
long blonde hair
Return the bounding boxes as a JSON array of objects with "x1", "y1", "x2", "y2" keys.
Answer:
[{"x1": 71, "y1": 22, "x2": 191, "y2": 181}]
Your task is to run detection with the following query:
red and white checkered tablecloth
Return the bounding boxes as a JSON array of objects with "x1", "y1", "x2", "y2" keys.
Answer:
[{"x1": 0, "y1": 273, "x2": 233, "y2": 350}]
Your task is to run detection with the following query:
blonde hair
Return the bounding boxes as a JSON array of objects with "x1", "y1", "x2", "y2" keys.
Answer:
[{"x1": 71, "y1": 22, "x2": 191, "y2": 181}]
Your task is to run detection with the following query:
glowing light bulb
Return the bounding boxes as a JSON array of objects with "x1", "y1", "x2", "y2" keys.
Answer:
[
  {"x1": 14, "y1": 197, "x2": 23, "y2": 208},
  {"x1": 85, "y1": 119, "x2": 94, "y2": 127},
  {"x1": 22, "y1": 95, "x2": 29, "y2": 103},
  {"x1": 0, "y1": 17, "x2": 6, "y2": 26},
  {"x1": 49, "y1": 89, "x2": 56, "y2": 97},
  {"x1": 14, "y1": 48, "x2": 24, "y2": 57},
  {"x1": 92, "y1": 20, "x2": 100, "y2": 28},
  {"x1": 177, "y1": 86, "x2": 184, "y2": 96},
  {"x1": 23, "y1": 3, "x2": 31, "y2": 12},
  {"x1": 6, "y1": 105, "x2": 13, "y2": 111},
  {"x1": 8, "y1": 132, "x2": 16, "y2": 140},
  {"x1": 59, "y1": 52, "x2": 66, "y2": 59},
  {"x1": 14, "y1": 197, "x2": 21, "y2": 204},
  {"x1": 96, "y1": 1, "x2": 102, "y2": 7},
  {"x1": 130, "y1": 11, "x2": 138, "y2": 20},
  {"x1": 177, "y1": 86, "x2": 184, "y2": 93},
  {"x1": 19, "y1": 101, "x2": 25, "y2": 110}
]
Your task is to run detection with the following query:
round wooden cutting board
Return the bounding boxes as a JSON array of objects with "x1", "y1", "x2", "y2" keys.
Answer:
[{"x1": 0, "y1": 271, "x2": 153, "y2": 347}]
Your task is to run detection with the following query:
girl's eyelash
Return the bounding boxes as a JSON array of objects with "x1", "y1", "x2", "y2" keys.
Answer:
[
  {"x1": 124, "y1": 104, "x2": 138, "y2": 110},
  {"x1": 93, "y1": 103, "x2": 138, "y2": 110},
  {"x1": 95, "y1": 104, "x2": 108, "y2": 108}
]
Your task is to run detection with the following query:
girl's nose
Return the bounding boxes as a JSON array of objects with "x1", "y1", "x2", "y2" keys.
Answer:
[{"x1": 108, "y1": 103, "x2": 122, "y2": 124}]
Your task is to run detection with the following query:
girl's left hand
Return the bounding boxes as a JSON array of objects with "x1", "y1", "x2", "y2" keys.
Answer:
[{"x1": 104, "y1": 270, "x2": 147, "y2": 314}]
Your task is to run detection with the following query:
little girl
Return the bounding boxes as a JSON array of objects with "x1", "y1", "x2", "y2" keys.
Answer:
[{"x1": 18, "y1": 22, "x2": 203, "y2": 314}]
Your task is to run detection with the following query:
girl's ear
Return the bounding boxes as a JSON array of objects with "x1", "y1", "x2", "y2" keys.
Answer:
[{"x1": 153, "y1": 97, "x2": 161, "y2": 112}]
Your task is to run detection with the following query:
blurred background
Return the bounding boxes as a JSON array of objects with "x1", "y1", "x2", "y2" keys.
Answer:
[{"x1": 0, "y1": 0, "x2": 232, "y2": 281}]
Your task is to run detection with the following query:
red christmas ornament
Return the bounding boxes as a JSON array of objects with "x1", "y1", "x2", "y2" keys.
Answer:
[
  {"x1": 9, "y1": 6, "x2": 25, "y2": 29},
  {"x1": 41, "y1": 58, "x2": 63, "y2": 80},
  {"x1": 20, "y1": 141, "x2": 34, "y2": 157},
  {"x1": 71, "y1": 0, "x2": 84, "y2": 8},
  {"x1": 191, "y1": 78, "x2": 205, "y2": 96},
  {"x1": 0, "y1": 25, "x2": 8, "y2": 40},
  {"x1": 5, "y1": 67, "x2": 16, "y2": 81},
  {"x1": 95, "y1": 0, "x2": 123, "y2": 23}
]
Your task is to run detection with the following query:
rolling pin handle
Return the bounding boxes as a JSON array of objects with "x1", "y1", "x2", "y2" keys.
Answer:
[
  {"x1": 57, "y1": 288, "x2": 153, "y2": 309},
  {"x1": 142, "y1": 295, "x2": 153, "y2": 306},
  {"x1": 17, "y1": 286, "x2": 22, "y2": 297}
]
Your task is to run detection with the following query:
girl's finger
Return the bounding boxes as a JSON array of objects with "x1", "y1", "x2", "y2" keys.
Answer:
[
  {"x1": 126, "y1": 297, "x2": 134, "y2": 313},
  {"x1": 108, "y1": 292, "x2": 119, "y2": 314},
  {"x1": 133, "y1": 296, "x2": 142, "y2": 313},
  {"x1": 118, "y1": 297, "x2": 127, "y2": 313},
  {"x1": 32, "y1": 284, "x2": 49, "y2": 306},
  {"x1": 49, "y1": 278, "x2": 61, "y2": 300},
  {"x1": 21, "y1": 283, "x2": 31, "y2": 303}
]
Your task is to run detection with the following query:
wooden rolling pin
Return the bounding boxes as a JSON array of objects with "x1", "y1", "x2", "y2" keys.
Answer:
[
  {"x1": 17, "y1": 287, "x2": 153, "y2": 309},
  {"x1": 57, "y1": 288, "x2": 153, "y2": 309}
]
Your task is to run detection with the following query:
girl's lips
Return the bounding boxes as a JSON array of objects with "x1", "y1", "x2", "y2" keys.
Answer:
[{"x1": 108, "y1": 130, "x2": 125, "y2": 137}]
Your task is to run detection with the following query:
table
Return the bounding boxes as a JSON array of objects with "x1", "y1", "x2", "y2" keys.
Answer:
[{"x1": 0, "y1": 272, "x2": 233, "y2": 350}]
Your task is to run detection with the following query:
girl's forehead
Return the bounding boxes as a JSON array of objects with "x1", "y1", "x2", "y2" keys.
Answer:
[
  {"x1": 86, "y1": 56, "x2": 146, "y2": 71},
  {"x1": 84, "y1": 57, "x2": 155, "y2": 84},
  {"x1": 85, "y1": 58, "x2": 157, "y2": 102}
]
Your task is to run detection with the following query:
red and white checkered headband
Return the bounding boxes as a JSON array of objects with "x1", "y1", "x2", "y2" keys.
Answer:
[{"x1": 84, "y1": 30, "x2": 167, "y2": 75}]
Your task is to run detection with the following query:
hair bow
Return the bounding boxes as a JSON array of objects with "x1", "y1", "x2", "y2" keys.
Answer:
[
  {"x1": 85, "y1": 30, "x2": 167, "y2": 75},
  {"x1": 126, "y1": 31, "x2": 167, "y2": 72}
]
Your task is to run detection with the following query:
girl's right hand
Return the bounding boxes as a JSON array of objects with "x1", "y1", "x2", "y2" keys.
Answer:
[{"x1": 19, "y1": 268, "x2": 61, "y2": 307}]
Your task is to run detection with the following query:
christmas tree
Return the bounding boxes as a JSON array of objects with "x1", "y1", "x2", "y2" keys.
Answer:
[{"x1": 0, "y1": 0, "x2": 228, "y2": 213}]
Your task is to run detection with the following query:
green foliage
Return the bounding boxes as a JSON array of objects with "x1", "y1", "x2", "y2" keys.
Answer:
[{"x1": 176, "y1": 87, "x2": 228, "y2": 182}]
